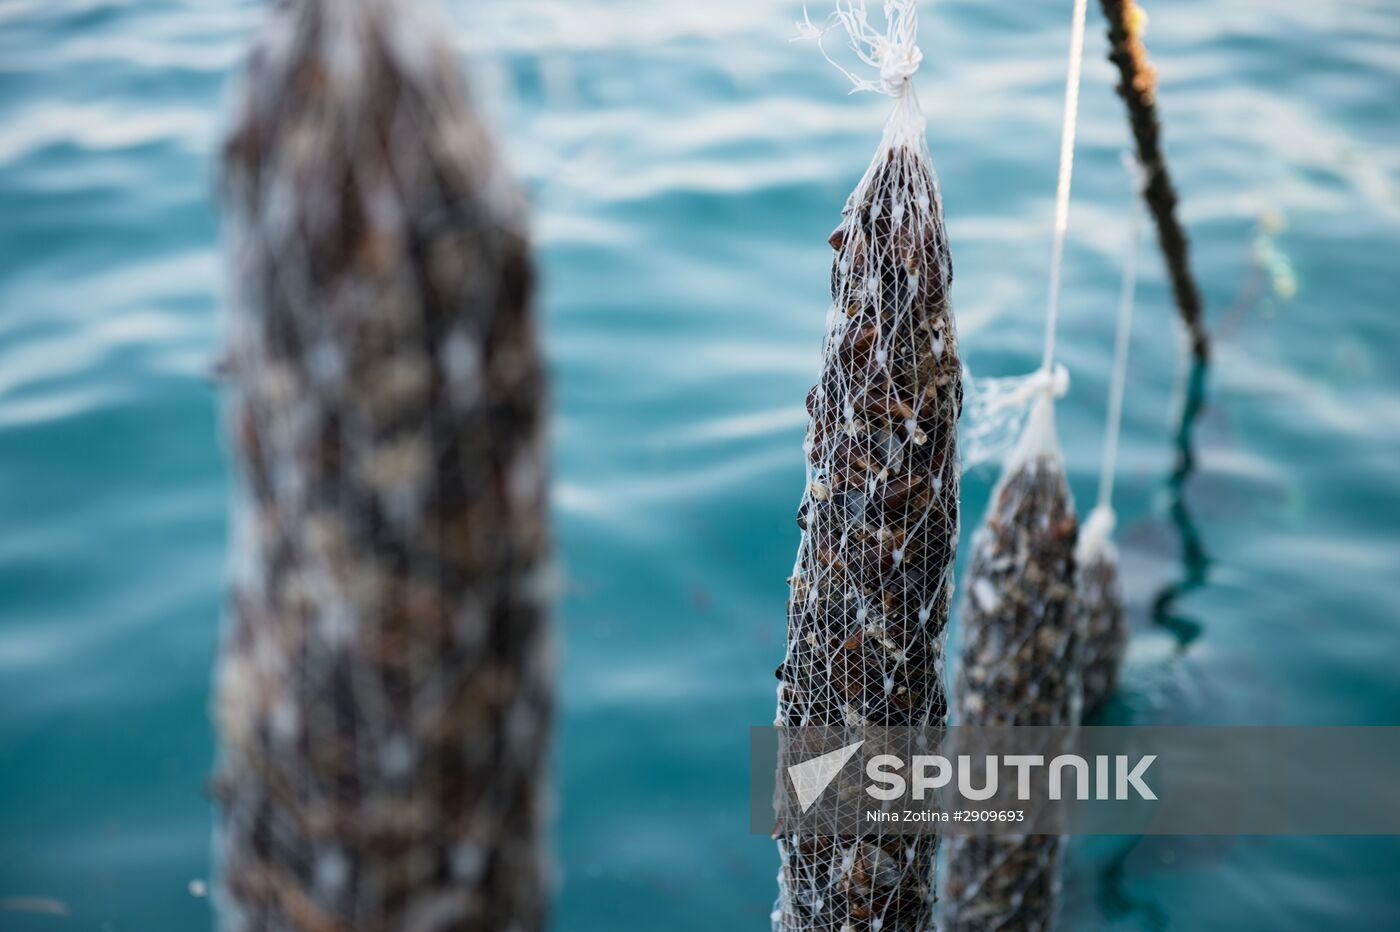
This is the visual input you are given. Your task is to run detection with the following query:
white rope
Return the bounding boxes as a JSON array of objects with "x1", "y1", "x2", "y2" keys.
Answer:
[
  {"x1": 1097, "y1": 153, "x2": 1146, "y2": 512},
  {"x1": 1040, "y1": 0, "x2": 1090, "y2": 376},
  {"x1": 797, "y1": 0, "x2": 923, "y2": 97}
]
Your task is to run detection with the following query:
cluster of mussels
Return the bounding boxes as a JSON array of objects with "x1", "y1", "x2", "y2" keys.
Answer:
[
  {"x1": 944, "y1": 439, "x2": 1080, "y2": 932},
  {"x1": 1076, "y1": 547, "x2": 1128, "y2": 716},
  {"x1": 215, "y1": 2, "x2": 549, "y2": 930},
  {"x1": 775, "y1": 139, "x2": 962, "y2": 932}
]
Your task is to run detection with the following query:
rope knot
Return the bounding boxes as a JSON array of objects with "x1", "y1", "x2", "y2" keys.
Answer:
[
  {"x1": 876, "y1": 34, "x2": 922, "y2": 90},
  {"x1": 1031, "y1": 363, "x2": 1071, "y2": 401},
  {"x1": 798, "y1": 0, "x2": 924, "y2": 97}
]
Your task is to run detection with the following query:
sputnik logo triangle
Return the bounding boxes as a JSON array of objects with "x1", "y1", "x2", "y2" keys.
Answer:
[{"x1": 787, "y1": 741, "x2": 865, "y2": 813}]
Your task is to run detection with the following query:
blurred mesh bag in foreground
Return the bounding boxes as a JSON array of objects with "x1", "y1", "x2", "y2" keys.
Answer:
[{"x1": 214, "y1": 0, "x2": 551, "y2": 928}]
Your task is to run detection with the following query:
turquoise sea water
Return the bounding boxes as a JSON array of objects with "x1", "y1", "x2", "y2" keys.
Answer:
[{"x1": 2, "y1": 0, "x2": 1399, "y2": 929}]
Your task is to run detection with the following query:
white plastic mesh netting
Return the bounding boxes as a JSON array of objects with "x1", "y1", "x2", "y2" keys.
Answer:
[
  {"x1": 774, "y1": 4, "x2": 960, "y2": 924},
  {"x1": 943, "y1": 394, "x2": 1080, "y2": 932},
  {"x1": 213, "y1": 0, "x2": 551, "y2": 929},
  {"x1": 960, "y1": 365, "x2": 1068, "y2": 473}
]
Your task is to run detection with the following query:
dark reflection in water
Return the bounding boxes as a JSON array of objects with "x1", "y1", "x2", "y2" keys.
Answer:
[{"x1": 1152, "y1": 356, "x2": 1211, "y2": 650}]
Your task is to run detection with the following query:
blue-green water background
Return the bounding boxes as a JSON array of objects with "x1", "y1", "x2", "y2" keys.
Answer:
[{"x1": 3, "y1": 0, "x2": 1399, "y2": 928}]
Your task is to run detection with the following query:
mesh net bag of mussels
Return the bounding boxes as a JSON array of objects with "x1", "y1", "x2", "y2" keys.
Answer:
[
  {"x1": 214, "y1": 1, "x2": 551, "y2": 929},
  {"x1": 1075, "y1": 505, "x2": 1128, "y2": 716},
  {"x1": 943, "y1": 393, "x2": 1080, "y2": 932},
  {"x1": 774, "y1": 82, "x2": 962, "y2": 932}
]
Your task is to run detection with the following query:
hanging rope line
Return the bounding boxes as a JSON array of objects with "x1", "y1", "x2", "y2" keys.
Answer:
[
  {"x1": 1041, "y1": 0, "x2": 1090, "y2": 374},
  {"x1": 956, "y1": 0, "x2": 1084, "y2": 471},
  {"x1": 1074, "y1": 154, "x2": 1144, "y2": 715},
  {"x1": 1096, "y1": 153, "x2": 1145, "y2": 513}
]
